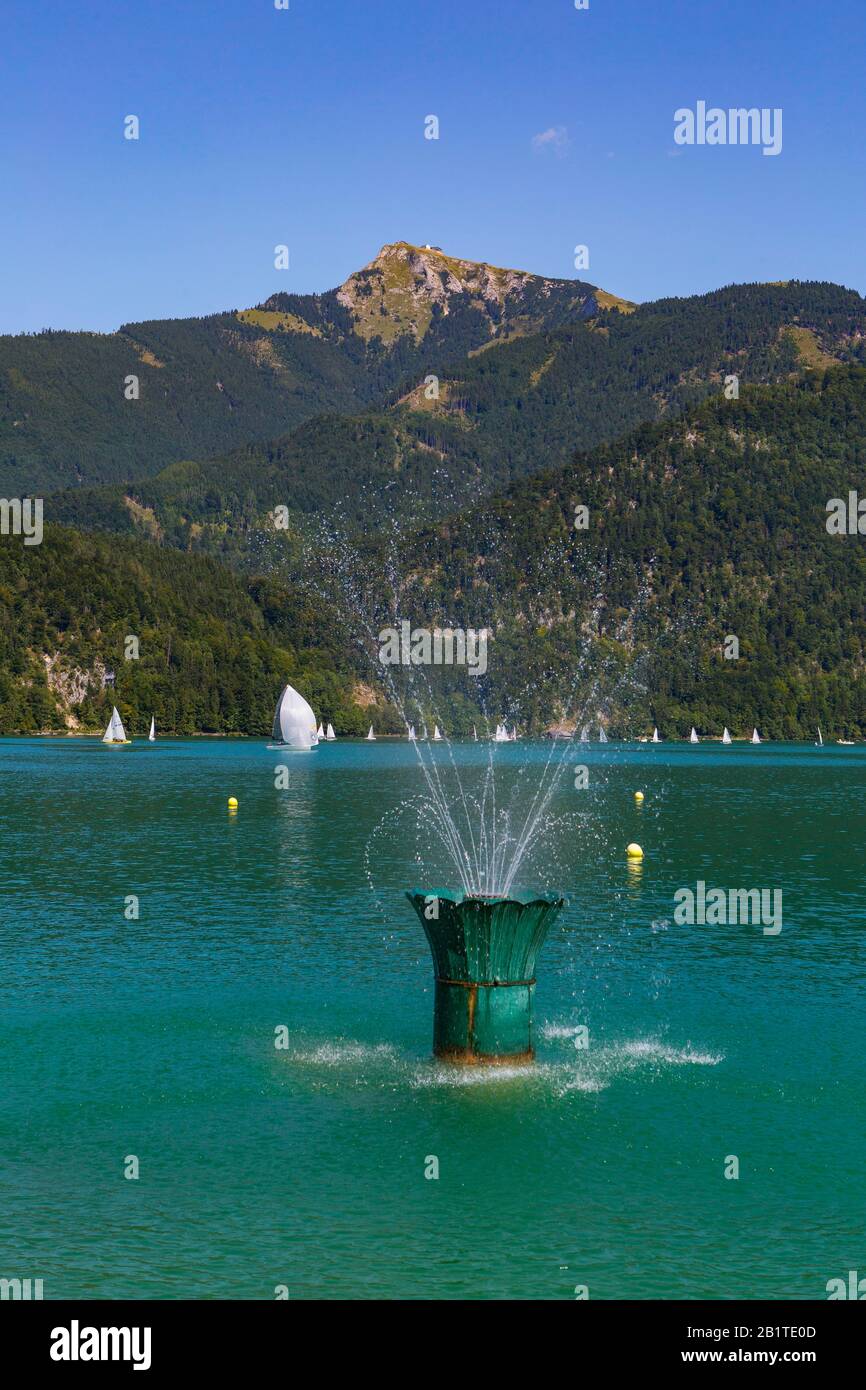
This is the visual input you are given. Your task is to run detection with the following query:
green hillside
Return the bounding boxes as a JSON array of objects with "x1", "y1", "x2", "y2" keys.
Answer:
[
  {"x1": 47, "y1": 281, "x2": 866, "y2": 554},
  {"x1": 0, "y1": 244, "x2": 600, "y2": 495},
  {"x1": 385, "y1": 365, "x2": 866, "y2": 738},
  {"x1": 6, "y1": 368, "x2": 866, "y2": 738},
  {"x1": 0, "y1": 526, "x2": 378, "y2": 736}
]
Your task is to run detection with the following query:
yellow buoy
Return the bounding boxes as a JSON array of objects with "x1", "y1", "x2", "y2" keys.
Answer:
[
  {"x1": 227, "y1": 796, "x2": 238, "y2": 810},
  {"x1": 634, "y1": 790, "x2": 644, "y2": 803},
  {"x1": 626, "y1": 842, "x2": 643, "y2": 859}
]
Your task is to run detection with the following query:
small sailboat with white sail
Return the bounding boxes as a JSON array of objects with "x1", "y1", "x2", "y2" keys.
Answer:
[
  {"x1": 366, "y1": 725, "x2": 376, "y2": 741},
  {"x1": 652, "y1": 727, "x2": 660, "y2": 743},
  {"x1": 689, "y1": 727, "x2": 699, "y2": 743},
  {"x1": 751, "y1": 728, "x2": 761, "y2": 744},
  {"x1": 326, "y1": 722, "x2": 336, "y2": 741},
  {"x1": 816, "y1": 727, "x2": 824, "y2": 747},
  {"x1": 148, "y1": 716, "x2": 155, "y2": 742},
  {"x1": 472, "y1": 726, "x2": 478, "y2": 741},
  {"x1": 407, "y1": 725, "x2": 416, "y2": 741},
  {"x1": 433, "y1": 724, "x2": 443, "y2": 741},
  {"x1": 579, "y1": 725, "x2": 589, "y2": 744},
  {"x1": 102, "y1": 707, "x2": 130, "y2": 746},
  {"x1": 598, "y1": 726, "x2": 608, "y2": 744},
  {"x1": 722, "y1": 727, "x2": 732, "y2": 744},
  {"x1": 271, "y1": 684, "x2": 319, "y2": 751},
  {"x1": 316, "y1": 722, "x2": 325, "y2": 740}
]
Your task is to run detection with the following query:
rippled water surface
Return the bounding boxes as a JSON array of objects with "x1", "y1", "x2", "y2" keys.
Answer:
[{"x1": 1, "y1": 737, "x2": 864, "y2": 1298}]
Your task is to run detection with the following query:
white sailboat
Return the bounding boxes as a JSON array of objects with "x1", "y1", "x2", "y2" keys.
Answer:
[
  {"x1": 598, "y1": 726, "x2": 608, "y2": 744},
  {"x1": 433, "y1": 725, "x2": 443, "y2": 741},
  {"x1": 722, "y1": 727, "x2": 732, "y2": 744},
  {"x1": 816, "y1": 727, "x2": 824, "y2": 747},
  {"x1": 652, "y1": 728, "x2": 660, "y2": 743},
  {"x1": 689, "y1": 727, "x2": 699, "y2": 743},
  {"x1": 579, "y1": 725, "x2": 589, "y2": 743},
  {"x1": 493, "y1": 722, "x2": 509, "y2": 743},
  {"x1": 272, "y1": 684, "x2": 318, "y2": 751},
  {"x1": 472, "y1": 726, "x2": 478, "y2": 741},
  {"x1": 366, "y1": 725, "x2": 376, "y2": 741},
  {"x1": 148, "y1": 716, "x2": 155, "y2": 742},
  {"x1": 316, "y1": 722, "x2": 325, "y2": 740},
  {"x1": 751, "y1": 728, "x2": 761, "y2": 744},
  {"x1": 408, "y1": 725, "x2": 416, "y2": 741},
  {"x1": 102, "y1": 706, "x2": 130, "y2": 745},
  {"x1": 326, "y1": 723, "x2": 336, "y2": 740}
]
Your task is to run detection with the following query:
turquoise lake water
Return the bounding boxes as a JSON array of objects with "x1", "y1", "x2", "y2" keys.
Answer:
[{"x1": 1, "y1": 736, "x2": 864, "y2": 1300}]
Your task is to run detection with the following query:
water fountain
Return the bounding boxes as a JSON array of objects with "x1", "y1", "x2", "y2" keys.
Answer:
[
  {"x1": 298, "y1": 522, "x2": 647, "y2": 1066},
  {"x1": 406, "y1": 888, "x2": 564, "y2": 1063}
]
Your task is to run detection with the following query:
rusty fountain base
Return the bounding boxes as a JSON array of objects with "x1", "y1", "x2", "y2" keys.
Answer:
[{"x1": 406, "y1": 889, "x2": 565, "y2": 1064}]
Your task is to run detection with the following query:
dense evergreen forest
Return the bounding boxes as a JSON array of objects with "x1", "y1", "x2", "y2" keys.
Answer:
[
  {"x1": 0, "y1": 527, "x2": 377, "y2": 736},
  {"x1": 47, "y1": 280, "x2": 866, "y2": 553},
  {"x1": 384, "y1": 366, "x2": 866, "y2": 739},
  {"x1": 0, "y1": 247, "x2": 598, "y2": 496}
]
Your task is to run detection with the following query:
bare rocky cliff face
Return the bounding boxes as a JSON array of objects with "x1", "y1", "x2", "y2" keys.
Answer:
[
  {"x1": 258, "y1": 241, "x2": 608, "y2": 349},
  {"x1": 334, "y1": 241, "x2": 598, "y2": 344}
]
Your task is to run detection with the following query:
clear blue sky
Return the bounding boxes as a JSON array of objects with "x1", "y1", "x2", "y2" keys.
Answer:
[{"x1": 1, "y1": 0, "x2": 863, "y2": 333}]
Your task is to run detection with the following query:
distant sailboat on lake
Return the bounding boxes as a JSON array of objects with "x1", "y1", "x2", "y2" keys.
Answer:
[
  {"x1": 148, "y1": 716, "x2": 155, "y2": 742},
  {"x1": 102, "y1": 707, "x2": 130, "y2": 746},
  {"x1": 366, "y1": 725, "x2": 376, "y2": 741},
  {"x1": 598, "y1": 726, "x2": 608, "y2": 744},
  {"x1": 316, "y1": 722, "x2": 325, "y2": 740},
  {"x1": 326, "y1": 723, "x2": 336, "y2": 740},
  {"x1": 472, "y1": 725, "x2": 478, "y2": 741},
  {"x1": 689, "y1": 727, "x2": 699, "y2": 743},
  {"x1": 652, "y1": 727, "x2": 660, "y2": 743},
  {"x1": 816, "y1": 727, "x2": 824, "y2": 747},
  {"x1": 751, "y1": 728, "x2": 761, "y2": 744},
  {"x1": 272, "y1": 684, "x2": 318, "y2": 751},
  {"x1": 722, "y1": 727, "x2": 732, "y2": 744},
  {"x1": 433, "y1": 725, "x2": 443, "y2": 741},
  {"x1": 407, "y1": 725, "x2": 416, "y2": 741}
]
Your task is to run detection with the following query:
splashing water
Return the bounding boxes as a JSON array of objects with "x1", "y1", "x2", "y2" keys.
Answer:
[{"x1": 299, "y1": 518, "x2": 653, "y2": 899}]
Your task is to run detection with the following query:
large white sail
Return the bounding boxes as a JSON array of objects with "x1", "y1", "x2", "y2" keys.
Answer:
[
  {"x1": 817, "y1": 727, "x2": 823, "y2": 746},
  {"x1": 317, "y1": 722, "x2": 325, "y2": 740},
  {"x1": 652, "y1": 727, "x2": 660, "y2": 743},
  {"x1": 366, "y1": 725, "x2": 376, "y2": 741},
  {"x1": 598, "y1": 726, "x2": 608, "y2": 744},
  {"x1": 433, "y1": 725, "x2": 443, "y2": 741},
  {"x1": 148, "y1": 716, "x2": 155, "y2": 742},
  {"x1": 722, "y1": 727, "x2": 732, "y2": 744},
  {"x1": 102, "y1": 707, "x2": 128, "y2": 744},
  {"x1": 272, "y1": 684, "x2": 318, "y2": 750},
  {"x1": 689, "y1": 727, "x2": 699, "y2": 743},
  {"x1": 326, "y1": 723, "x2": 336, "y2": 740},
  {"x1": 751, "y1": 728, "x2": 761, "y2": 744},
  {"x1": 579, "y1": 725, "x2": 589, "y2": 743}
]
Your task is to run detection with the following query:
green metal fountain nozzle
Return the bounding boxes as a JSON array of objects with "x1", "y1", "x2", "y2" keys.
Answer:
[{"x1": 406, "y1": 889, "x2": 565, "y2": 1065}]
